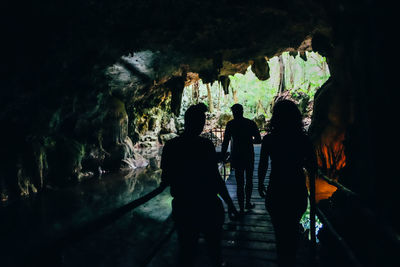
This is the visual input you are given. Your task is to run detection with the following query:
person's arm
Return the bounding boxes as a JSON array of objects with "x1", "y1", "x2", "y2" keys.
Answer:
[
  {"x1": 258, "y1": 136, "x2": 269, "y2": 197},
  {"x1": 210, "y1": 140, "x2": 238, "y2": 218},
  {"x1": 252, "y1": 121, "x2": 262, "y2": 144},
  {"x1": 216, "y1": 170, "x2": 238, "y2": 218},
  {"x1": 221, "y1": 122, "x2": 232, "y2": 159}
]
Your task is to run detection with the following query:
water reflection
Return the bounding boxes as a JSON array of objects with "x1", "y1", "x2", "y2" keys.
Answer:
[
  {"x1": 122, "y1": 158, "x2": 162, "y2": 195},
  {"x1": 0, "y1": 146, "x2": 164, "y2": 267}
]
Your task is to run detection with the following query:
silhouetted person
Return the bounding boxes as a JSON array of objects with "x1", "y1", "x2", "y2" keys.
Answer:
[
  {"x1": 221, "y1": 104, "x2": 261, "y2": 214},
  {"x1": 258, "y1": 100, "x2": 317, "y2": 267},
  {"x1": 160, "y1": 103, "x2": 238, "y2": 267}
]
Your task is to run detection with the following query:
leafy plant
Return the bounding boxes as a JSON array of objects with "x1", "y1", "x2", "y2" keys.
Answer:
[{"x1": 180, "y1": 51, "x2": 330, "y2": 128}]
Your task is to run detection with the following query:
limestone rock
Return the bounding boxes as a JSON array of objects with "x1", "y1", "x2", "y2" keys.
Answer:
[
  {"x1": 121, "y1": 152, "x2": 149, "y2": 170},
  {"x1": 251, "y1": 57, "x2": 270, "y2": 81},
  {"x1": 161, "y1": 117, "x2": 177, "y2": 134}
]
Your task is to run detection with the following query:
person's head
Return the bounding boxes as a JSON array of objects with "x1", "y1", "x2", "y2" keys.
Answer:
[
  {"x1": 231, "y1": 103, "x2": 244, "y2": 119},
  {"x1": 268, "y1": 99, "x2": 304, "y2": 134},
  {"x1": 184, "y1": 103, "x2": 207, "y2": 136}
]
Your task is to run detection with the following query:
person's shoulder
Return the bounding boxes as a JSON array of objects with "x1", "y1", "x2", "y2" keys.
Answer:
[
  {"x1": 161, "y1": 137, "x2": 181, "y2": 164},
  {"x1": 198, "y1": 136, "x2": 215, "y2": 147},
  {"x1": 198, "y1": 136, "x2": 217, "y2": 151},
  {"x1": 164, "y1": 136, "x2": 181, "y2": 148},
  {"x1": 226, "y1": 120, "x2": 234, "y2": 127},
  {"x1": 245, "y1": 118, "x2": 258, "y2": 129},
  {"x1": 243, "y1": 117, "x2": 255, "y2": 124},
  {"x1": 165, "y1": 135, "x2": 180, "y2": 144}
]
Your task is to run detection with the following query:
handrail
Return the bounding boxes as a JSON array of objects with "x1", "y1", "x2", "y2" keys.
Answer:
[
  {"x1": 316, "y1": 169, "x2": 400, "y2": 265},
  {"x1": 318, "y1": 168, "x2": 400, "y2": 244},
  {"x1": 316, "y1": 207, "x2": 363, "y2": 267},
  {"x1": 30, "y1": 185, "x2": 167, "y2": 266},
  {"x1": 140, "y1": 215, "x2": 176, "y2": 267},
  {"x1": 209, "y1": 128, "x2": 225, "y2": 147},
  {"x1": 316, "y1": 169, "x2": 362, "y2": 266},
  {"x1": 318, "y1": 169, "x2": 358, "y2": 197},
  {"x1": 33, "y1": 134, "x2": 229, "y2": 266},
  {"x1": 36, "y1": 145, "x2": 391, "y2": 267}
]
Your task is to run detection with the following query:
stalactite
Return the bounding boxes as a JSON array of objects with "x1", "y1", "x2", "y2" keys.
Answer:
[
  {"x1": 251, "y1": 57, "x2": 270, "y2": 81},
  {"x1": 218, "y1": 75, "x2": 230, "y2": 95},
  {"x1": 167, "y1": 76, "x2": 185, "y2": 116}
]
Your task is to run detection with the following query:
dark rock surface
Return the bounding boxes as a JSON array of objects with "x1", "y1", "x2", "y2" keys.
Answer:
[
  {"x1": 2, "y1": 1, "x2": 329, "y2": 199},
  {"x1": 2, "y1": 3, "x2": 399, "y2": 259}
]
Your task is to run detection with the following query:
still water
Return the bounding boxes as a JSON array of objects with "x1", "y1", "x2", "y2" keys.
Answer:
[{"x1": 0, "y1": 146, "x2": 173, "y2": 267}]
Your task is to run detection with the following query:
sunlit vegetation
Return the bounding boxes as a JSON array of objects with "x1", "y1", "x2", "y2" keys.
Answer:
[
  {"x1": 180, "y1": 52, "x2": 329, "y2": 237},
  {"x1": 180, "y1": 51, "x2": 330, "y2": 130}
]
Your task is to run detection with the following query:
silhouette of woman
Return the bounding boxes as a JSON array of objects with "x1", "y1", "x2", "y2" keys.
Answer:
[{"x1": 258, "y1": 100, "x2": 317, "y2": 267}]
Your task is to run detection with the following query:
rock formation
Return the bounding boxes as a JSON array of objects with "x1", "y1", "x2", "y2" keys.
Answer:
[{"x1": 2, "y1": 2, "x2": 398, "y2": 241}]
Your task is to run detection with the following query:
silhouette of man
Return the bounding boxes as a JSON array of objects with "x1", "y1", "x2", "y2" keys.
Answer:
[
  {"x1": 160, "y1": 103, "x2": 238, "y2": 267},
  {"x1": 221, "y1": 103, "x2": 261, "y2": 214}
]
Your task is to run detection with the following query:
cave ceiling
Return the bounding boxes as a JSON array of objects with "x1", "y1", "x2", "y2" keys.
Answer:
[
  {"x1": 3, "y1": 0, "x2": 332, "y2": 122},
  {"x1": 1, "y1": 0, "x2": 336, "y2": 196},
  {"x1": 6, "y1": 0, "x2": 330, "y2": 87},
  {"x1": 104, "y1": 0, "x2": 329, "y2": 85}
]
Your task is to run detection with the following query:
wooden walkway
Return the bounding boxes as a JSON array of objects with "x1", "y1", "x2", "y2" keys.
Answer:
[
  {"x1": 56, "y1": 144, "x2": 312, "y2": 267},
  {"x1": 10, "y1": 143, "x2": 382, "y2": 267},
  {"x1": 220, "y1": 144, "x2": 278, "y2": 267},
  {"x1": 147, "y1": 144, "x2": 312, "y2": 267},
  {"x1": 148, "y1": 145, "x2": 277, "y2": 266}
]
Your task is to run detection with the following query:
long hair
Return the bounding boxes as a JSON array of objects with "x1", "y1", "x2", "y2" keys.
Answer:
[{"x1": 267, "y1": 100, "x2": 304, "y2": 135}]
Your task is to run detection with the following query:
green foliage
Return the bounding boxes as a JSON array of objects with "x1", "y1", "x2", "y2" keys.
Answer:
[
  {"x1": 229, "y1": 65, "x2": 278, "y2": 118},
  {"x1": 180, "y1": 52, "x2": 330, "y2": 125},
  {"x1": 300, "y1": 199, "x2": 323, "y2": 241}
]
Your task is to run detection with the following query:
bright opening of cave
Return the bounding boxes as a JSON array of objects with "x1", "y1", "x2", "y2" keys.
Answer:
[
  {"x1": 179, "y1": 51, "x2": 332, "y2": 238},
  {"x1": 179, "y1": 51, "x2": 330, "y2": 135}
]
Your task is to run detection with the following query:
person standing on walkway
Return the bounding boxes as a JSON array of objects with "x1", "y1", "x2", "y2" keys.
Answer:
[
  {"x1": 161, "y1": 103, "x2": 238, "y2": 267},
  {"x1": 221, "y1": 103, "x2": 261, "y2": 214},
  {"x1": 258, "y1": 99, "x2": 317, "y2": 267}
]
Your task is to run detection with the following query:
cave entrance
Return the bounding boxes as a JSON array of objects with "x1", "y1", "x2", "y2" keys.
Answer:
[
  {"x1": 180, "y1": 51, "x2": 330, "y2": 142},
  {"x1": 180, "y1": 52, "x2": 332, "y2": 235}
]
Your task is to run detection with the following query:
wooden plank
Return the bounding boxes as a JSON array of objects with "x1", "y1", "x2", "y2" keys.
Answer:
[
  {"x1": 221, "y1": 239, "x2": 276, "y2": 251},
  {"x1": 223, "y1": 224, "x2": 275, "y2": 234},
  {"x1": 150, "y1": 146, "x2": 281, "y2": 267},
  {"x1": 219, "y1": 146, "x2": 278, "y2": 266},
  {"x1": 224, "y1": 222, "x2": 271, "y2": 229},
  {"x1": 222, "y1": 248, "x2": 277, "y2": 262},
  {"x1": 222, "y1": 231, "x2": 276, "y2": 243}
]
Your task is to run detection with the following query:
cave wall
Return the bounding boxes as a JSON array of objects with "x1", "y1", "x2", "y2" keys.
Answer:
[
  {"x1": 308, "y1": 0, "x2": 399, "y2": 246},
  {"x1": 346, "y1": 2, "x2": 399, "y2": 233},
  {"x1": 2, "y1": 0, "x2": 330, "y2": 200},
  {"x1": 4, "y1": 0, "x2": 397, "y2": 239}
]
